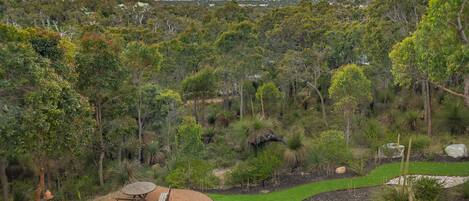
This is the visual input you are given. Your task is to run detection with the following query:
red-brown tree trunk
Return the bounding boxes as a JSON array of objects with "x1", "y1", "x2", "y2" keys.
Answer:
[{"x1": 34, "y1": 168, "x2": 45, "y2": 201}]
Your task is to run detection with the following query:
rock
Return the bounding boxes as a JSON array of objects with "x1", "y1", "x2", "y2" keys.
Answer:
[
  {"x1": 378, "y1": 143, "x2": 405, "y2": 159},
  {"x1": 335, "y1": 166, "x2": 346, "y2": 174},
  {"x1": 445, "y1": 144, "x2": 468, "y2": 158}
]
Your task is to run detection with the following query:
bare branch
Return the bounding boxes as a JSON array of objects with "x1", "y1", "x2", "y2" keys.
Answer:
[
  {"x1": 457, "y1": 0, "x2": 469, "y2": 44},
  {"x1": 431, "y1": 82, "x2": 469, "y2": 98}
]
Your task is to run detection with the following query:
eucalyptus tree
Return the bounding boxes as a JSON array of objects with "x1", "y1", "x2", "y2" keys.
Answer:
[
  {"x1": 329, "y1": 64, "x2": 372, "y2": 145},
  {"x1": 255, "y1": 82, "x2": 283, "y2": 117},
  {"x1": 181, "y1": 68, "x2": 217, "y2": 122},
  {"x1": 76, "y1": 32, "x2": 125, "y2": 185},
  {"x1": 390, "y1": 0, "x2": 469, "y2": 108},
  {"x1": 121, "y1": 41, "x2": 162, "y2": 162},
  {"x1": 1, "y1": 40, "x2": 93, "y2": 201},
  {"x1": 215, "y1": 21, "x2": 262, "y2": 119},
  {"x1": 278, "y1": 48, "x2": 329, "y2": 126}
]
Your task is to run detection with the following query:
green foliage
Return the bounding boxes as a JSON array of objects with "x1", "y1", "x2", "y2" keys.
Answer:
[
  {"x1": 11, "y1": 180, "x2": 34, "y2": 201},
  {"x1": 329, "y1": 64, "x2": 372, "y2": 112},
  {"x1": 256, "y1": 82, "x2": 283, "y2": 115},
  {"x1": 412, "y1": 177, "x2": 444, "y2": 201},
  {"x1": 284, "y1": 132, "x2": 306, "y2": 169},
  {"x1": 182, "y1": 68, "x2": 217, "y2": 100},
  {"x1": 404, "y1": 135, "x2": 431, "y2": 154},
  {"x1": 228, "y1": 146, "x2": 282, "y2": 186},
  {"x1": 307, "y1": 130, "x2": 352, "y2": 169},
  {"x1": 165, "y1": 159, "x2": 218, "y2": 189},
  {"x1": 438, "y1": 96, "x2": 469, "y2": 135},
  {"x1": 121, "y1": 41, "x2": 162, "y2": 80},
  {"x1": 375, "y1": 186, "x2": 410, "y2": 201},
  {"x1": 176, "y1": 116, "x2": 204, "y2": 159},
  {"x1": 462, "y1": 181, "x2": 469, "y2": 199},
  {"x1": 356, "y1": 119, "x2": 387, "y2": 149}
]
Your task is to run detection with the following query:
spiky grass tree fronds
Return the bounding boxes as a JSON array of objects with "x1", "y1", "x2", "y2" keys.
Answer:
[{"x1": 284, "y1": 133, "x2": 306, "y2": 170}]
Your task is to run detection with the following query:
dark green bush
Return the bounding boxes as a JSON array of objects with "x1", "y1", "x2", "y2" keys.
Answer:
[
  {"x1": 375, "y1": 186, "x2": 410, "y2": 201},
  {"x1": 404, "y1": 135, "x2": 431, "y2": 154},
  {"x1": 462, "y1": 181, "x2": 469, "y2": 199},
  {"x1": 356, "y1": 119, "x2": 386, "y2": 149},
  {"x1": 307, "y1": 130, "x2": 352, "y2": 171},
  {"x1": 438, "y1": 96, "x2": 469, "y2": 135},
  {"x1": 412, "y1": 177, "x2": 444, "y2": 201},
  {"x1": 11, "y1": 180, "x2": 34, "y2": 201},
  {"x1": 228, "y1": 146, "x2": 282, "y2": 186}
]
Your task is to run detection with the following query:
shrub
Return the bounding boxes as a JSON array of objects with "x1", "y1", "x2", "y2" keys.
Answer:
[
  {"x1": 374, "y1": 186, "x2": 410, "y2": 201},
  {"x1": 438, "y1": 96, "x2": 469, "y2": 135},
  {"x1": 412, "y1": 177, "x2": 444, "y2": 201},
  {"x1": 165, "y1": 159, "x2": 218, "y2": 189},
  {"x1": 462, "y1": 181, "x2": 469, "y2": 199},
  {"x1": 307, "y1": 130, "x2": 352, "y2": 171},
  {"x1": 404, "y1": 135, "x2": 431, "y2": 154},
  {"x1": 11, "y1": 180, "x2": 34, "y2": 201},
  {"x1": 228, "y1": 146, "x2": 282, "y2": 186},
  {"x1": 356, "y1": 119, "x2": 386, "y2": 149}
]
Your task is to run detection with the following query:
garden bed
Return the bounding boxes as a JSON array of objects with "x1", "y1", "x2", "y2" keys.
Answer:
[{"x1": 206, "y1": 155, "x2": 468, "y2": 195}]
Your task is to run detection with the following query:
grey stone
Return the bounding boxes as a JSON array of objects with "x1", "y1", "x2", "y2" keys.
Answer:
[
  {"x1": 445, "y1": 144, "x2": 468, "y2": 158},
  {"x1": 378, "y1": 143, "x2": 405, "y2": 159}
]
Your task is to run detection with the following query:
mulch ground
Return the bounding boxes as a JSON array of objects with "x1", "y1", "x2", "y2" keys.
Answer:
[{"x1": 305, "y1": 187, "x2": 377, "y2": 201}]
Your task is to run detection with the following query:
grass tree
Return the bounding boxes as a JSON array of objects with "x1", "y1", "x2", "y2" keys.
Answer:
[
  {"x1": 284, "y1": 132, "x2": 306, "y2": 171},
  {"x1": 329, "y1": 64, "x2": 372, "y2": 145},
  {"x1": 121, "y1": 41, "x2": 162, "y2": 162}
]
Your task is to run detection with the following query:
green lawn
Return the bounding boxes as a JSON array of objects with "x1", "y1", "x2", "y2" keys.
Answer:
[{"x1": 209, "y1": 162, "x2": 469, "y2": 201}]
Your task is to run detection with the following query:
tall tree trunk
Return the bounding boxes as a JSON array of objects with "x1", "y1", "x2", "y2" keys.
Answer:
[
  {"x1": 239, "y1": 84, "x2": 244, "y2": 119},
  {"x1": 34, "y1": 168, "x2": 45, "y2": 201},
  {"x1": 260, "y1": 94, "x2": 265, "y2": 117},
  {"x1": 96, "y1": 103, "x2": 104, "y2": 186},
  {"x1": 465, "y1": 75, "x2": 469, "y2": 108},
  {"x1": 425, "y1": 80, "x2": 432, "y2": 136},
  {"x1": 0, "y1": 157, "x2": 8, "y2": 201},
  {"x1": 313, "y1": 86, "x2": 328, "y2": 127},
  {"x1": 137, "y1": 98, "x2": 143, "y2": 163},
  {"x1": 345, "y1": 112, "x2": 351, "y2": 146}
]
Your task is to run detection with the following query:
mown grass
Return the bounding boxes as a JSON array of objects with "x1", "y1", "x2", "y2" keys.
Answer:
[{"x1": 209, "y1": 162, "x2": 469, "y2": 201}]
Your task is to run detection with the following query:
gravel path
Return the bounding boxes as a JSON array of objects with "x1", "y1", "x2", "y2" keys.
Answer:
[{"x1": 386, "y1": 175, "x2": 469, "y2": 188}]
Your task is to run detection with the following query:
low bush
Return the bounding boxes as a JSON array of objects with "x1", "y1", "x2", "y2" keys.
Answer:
[
  {"x1": 355, "y1": 119, "x2": 386, "y2": 149},
  {"x1": 412, "y1": 177, "x2": 444, "y2": 201},
  {"x1": 307, "y1": 130, "x2": 352, "y2": 172},
  {"x1": 228, "y1": 145, "x2": 282, "y2": 186},
  {"x1": 404, "y1": 135, "x2": 431, "y2": 155},
  {"x1": 165, "y1": 159, "x2": 218, "y2": 189},
  {"x1": 373, "y1": 186, "x2": 410, "y2": 201},
  {"x1": 462, "y1": 181, "x2": 469, "y2": 199}
]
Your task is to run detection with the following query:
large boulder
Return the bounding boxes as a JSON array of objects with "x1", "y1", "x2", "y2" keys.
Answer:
[
  {"x1": 378, "y1": 143, "x2": 405, "y2": 159},
  {"x1": 445, "y1": 144, "x2": 468, "y2": 158}
]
